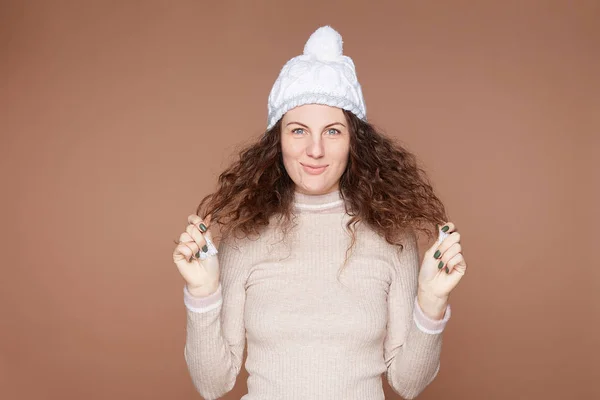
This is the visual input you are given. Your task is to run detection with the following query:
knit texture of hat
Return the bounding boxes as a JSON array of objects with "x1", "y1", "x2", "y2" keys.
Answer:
[{"x1": 266, "y1": 26, "x2": 367, "y2": 130}]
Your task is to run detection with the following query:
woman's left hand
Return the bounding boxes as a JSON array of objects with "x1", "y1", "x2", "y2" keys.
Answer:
[{"x1": 418, "y1": 222, "x2": 467, "y2": 301}]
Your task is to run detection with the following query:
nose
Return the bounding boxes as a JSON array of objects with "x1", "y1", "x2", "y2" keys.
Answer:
[{"x1": 306, "y1": 135, "x2": 324, "y2": 158}]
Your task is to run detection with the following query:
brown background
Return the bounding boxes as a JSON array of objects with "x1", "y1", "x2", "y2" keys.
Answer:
[{"x1": 1, "y1": 1, "x2": 598, "y2": 399}]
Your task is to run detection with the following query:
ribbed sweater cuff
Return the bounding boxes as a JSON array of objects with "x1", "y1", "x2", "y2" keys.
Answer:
[
  {"x1": 412, "y1": 296, "x2": 451, "y2": 334},
  {"x1": 183, "y1": 284, "x2": 223, "y2": 313}
]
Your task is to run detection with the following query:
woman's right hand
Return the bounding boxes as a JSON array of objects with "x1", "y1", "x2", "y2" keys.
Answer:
[{"x1": 172, "y1": 214, "x2": 220, "y2": 297}]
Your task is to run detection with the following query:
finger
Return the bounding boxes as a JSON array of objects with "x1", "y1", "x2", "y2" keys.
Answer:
[
  {"x1": 182, "y1": 241, "x2": 200, "y2": 260},
  {"x1": 191, "y1": 215, "x2": 214, "y2": 242},
  {"x1": 202, "y1": 214, "x2": 213, "y2": 241},
  {"x1": 182, "y1": 232, "x2": 201, "y2": 255},
  {"x1": 176, "y1": 232, "x2": 200, "y2": 260},
  {"x1": 186, "y1": 224, "x2": 208, "y2": 252},
  {"x1": 187, "y1": 213, "x2": 200, "y2": 224},
  {"x1": 188, "y1": 213, "x2": 213, "y2": 236},
  {"x1": 439, "y1": 242, "x2": 461, "y2": 273},
  {"x1": 187, "y1": 213, "x2": 209, "y2": 229},
  {"x1": 445, "y1": 252, "x2": 465, "y2": 275},
  {"x1": 178, "y1": 232, "x2": 193, "y2": 243},
  {"x1": 438, "y1": 222, "x2": 456, "y2": 237},
  {"x1": 180, "y1": 231, "x2": 200, "y2": 250},
  {"x1": 173, "y1": 241, "x2": 195, "y2": 263},
  {"x1": 434, "y1": 231, "x2": 461, "y2": 260},
  {"x1": 428, "y1": 222, "x2": 456, "y2": 257},
  {"x1": 443, "y1": 222, "x2": 457, "y2": 232}
]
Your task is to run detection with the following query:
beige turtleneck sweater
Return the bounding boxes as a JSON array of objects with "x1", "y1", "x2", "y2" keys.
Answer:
[{"x1": 182, "y1": 190, "x2": 451, "y2": 399}]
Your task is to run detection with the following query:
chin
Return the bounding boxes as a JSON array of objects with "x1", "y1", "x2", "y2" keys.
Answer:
[{"x1": 297, "y1": 180, "x2": 336, "y2": 195}]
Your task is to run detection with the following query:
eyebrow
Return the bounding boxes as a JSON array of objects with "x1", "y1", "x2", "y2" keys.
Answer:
[{"x1": 285, "y1": 121, "x2": 347, "y2": 129}]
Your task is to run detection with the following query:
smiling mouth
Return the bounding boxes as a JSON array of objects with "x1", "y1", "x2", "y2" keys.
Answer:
[
  {"x1": 300, "y1": 163, "x2": 328, "y2": 175},
  {"x1": 301, "y1": 163, "x2": 328, "y2": 169}
]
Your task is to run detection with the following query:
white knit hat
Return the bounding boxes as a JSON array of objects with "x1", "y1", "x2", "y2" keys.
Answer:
[{"x1": 266, "y1": 25, "x2": 367, "y2": 130}]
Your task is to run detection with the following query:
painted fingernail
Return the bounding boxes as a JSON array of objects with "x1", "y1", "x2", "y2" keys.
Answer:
[
  {"x1": 195, "y1": 251, "x2": 200, "y2": 258},
  {"x1": 199, "y1": 223, "x2": 207, "y2": 233},
  {"x1": 202, "y1": 244, "x2": 208, "y2": 252},
  {"x1": 438, "y1": 261, "x2": 444, "y2": 269},
  {"x1": 445, "y1": 266, "x2": 450, "y2": 274},
  {"x1": 434, "y1": 250, "x2": 441, "y2": 259},
  {"x1": 441, "y1": 225, "x2": 449, "y2": 232}
]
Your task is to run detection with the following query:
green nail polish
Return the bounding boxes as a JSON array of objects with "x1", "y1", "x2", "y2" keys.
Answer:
[
  {"x1": 195, "y1": 251, "x2": 200, "y2": 258},
  {"x1": 441, "y1": 225, "x2": 449, "y2": 232},
  {"x1": 438, "y1": 261, "x2": 444, "y2": 269},
  {"x1": 445, "y1": 266, "x2": 450, "y2": 273},
  {"x1": 202, "y1": 245, "x2": 208, "y2": 252},
  {"x1": 434, "y1": 250, "x2": 441, "y2": 259},
  {"x1": 199, "y1": 223, "x2": 207, "y2": 233}
]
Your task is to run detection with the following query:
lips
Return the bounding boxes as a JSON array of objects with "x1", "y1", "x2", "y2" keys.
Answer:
[
  {"x1": 301, "y1": 163, "x2": 328, "y2": 175},
  {"x1": 302, "y1": 163, "x2": 327, "y2": 168}
]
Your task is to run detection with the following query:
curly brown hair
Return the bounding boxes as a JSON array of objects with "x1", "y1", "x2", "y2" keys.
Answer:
[{"x1": 196, "y1": 110, "x2": 448, "y2": 271}]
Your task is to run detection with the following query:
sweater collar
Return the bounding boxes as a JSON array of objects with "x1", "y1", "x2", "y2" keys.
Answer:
[{"x1": 293, "y1": 189, "x2": 345, "y2": 213}]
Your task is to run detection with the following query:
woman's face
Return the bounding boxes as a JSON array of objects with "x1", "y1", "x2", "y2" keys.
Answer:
[{"x1": 280, "y1": 104, "x2": 350, "y2": 195}]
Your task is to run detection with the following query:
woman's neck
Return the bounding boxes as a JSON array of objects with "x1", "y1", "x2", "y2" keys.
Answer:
[{"x1": 293, "y1": 189, "x2": 345, "y2": 214}]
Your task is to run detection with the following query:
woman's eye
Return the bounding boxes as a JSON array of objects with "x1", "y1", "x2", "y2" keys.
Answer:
[{"x1": 291, "y1": 128, "x2": 340, "y2": 135}]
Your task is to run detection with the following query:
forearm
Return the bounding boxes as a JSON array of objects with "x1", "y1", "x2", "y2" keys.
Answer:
[
  {"x1": 386, "y1": 296, "x2": 451, "y2": 399},
  {"x1": 183, "y1": 285, "x2": 240, "y2": 399},
  {"x1": 386, "y1": 319, "x2": 444, "y2": 399}
]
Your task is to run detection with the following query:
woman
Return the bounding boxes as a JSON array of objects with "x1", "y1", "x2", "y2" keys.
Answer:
[{"x1": 172, "y1": 26, "x2": 467, "y2": 399}]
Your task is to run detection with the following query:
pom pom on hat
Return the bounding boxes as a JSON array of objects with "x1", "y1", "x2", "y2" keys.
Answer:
[{"x1": 303, "y1": 25, "x2": 343, "y2": 61}]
